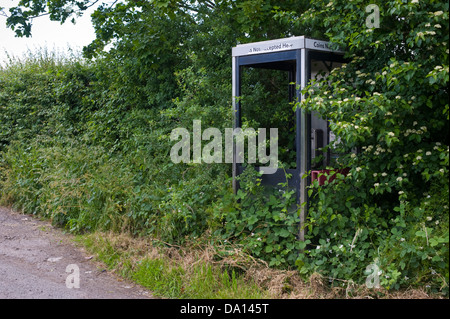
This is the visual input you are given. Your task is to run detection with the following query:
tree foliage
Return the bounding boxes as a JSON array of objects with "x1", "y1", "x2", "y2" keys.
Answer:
[
  {"x1": 277, "y1": 0, "x2": 449, "y2": 292},
  {"x1": 1, "y1": 0, "x2": 448, "y2": 295}
]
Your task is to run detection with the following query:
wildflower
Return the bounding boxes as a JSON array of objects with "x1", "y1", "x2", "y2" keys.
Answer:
[
  {"x1": 416, "y1": 156, "x2": 422, "y2": 160},
  {"x1": 436, "y1": 220, "x2": 440, "y2": 225},
  {"x1": 400, "y1": 238, "x2": 405, "y2": 241},
  {"x1": 397, "y1": 177, "x2": 403, "y2": 182},
  {"x1": 435, "y1": 24, "x2": 442, "y2": 28},
  {"x1": 398, "y1": 191, "x2": 404, "y2": 195},
  {"x1": 439, "y1": 168, "x2": 444, "y2": 173},
  {"x1": 381, "y1": 172, "x2": 387, "y2": 177},
  {"x1": 388, "y1": 132, "x2": 395, "y2": 137},
  {"x1": 316, "y1": 246, "x2": 321, "y2": 249},
  {"x1": 426, "y1": 151, "x2": 431, "y2": 156},
  {"x1": 434, "y1": 11, "x2": 444, "y2": 16},
  {"x1": 374, "y1": 183, "x2": 380, "y2": 187},
  {"x1": 373, "y1": 173, "x2": 378, "y2": 177},
  {"x1": 257, "y1": 237, "x2": 262, "y2": 241},
  {"x1": 356, "y1": 167, "x2": 362, "y2": 172},
  {"x1": 426, "y1": 216, "x2": 433, "y2": 221}
]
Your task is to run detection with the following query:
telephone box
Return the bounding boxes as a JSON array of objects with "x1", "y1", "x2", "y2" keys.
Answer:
[{"x1": 232, "y1": 36, "x2": 346, "y2": 241}]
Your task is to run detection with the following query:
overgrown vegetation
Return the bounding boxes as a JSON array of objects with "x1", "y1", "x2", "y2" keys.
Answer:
[
  {"x1": 78, "y1": 231, "x2": 441, "y2": 299},
  {"x1": 0, "y1": 0, "x2": 448, "y2": 297},
  {"x1": 279, "y1": 0, "x2": 449, "y2": 294}
]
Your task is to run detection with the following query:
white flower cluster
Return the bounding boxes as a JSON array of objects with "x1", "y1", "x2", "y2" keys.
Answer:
[
  {"x1": 352, "y1": 56, "x2": 365, "y2": 62},
  {"x1": 404, "y1": 126, "x2": 427, "y2": 136},
  {"x1": 356, "y1": 70, "x2": 369, "y2": 78}
]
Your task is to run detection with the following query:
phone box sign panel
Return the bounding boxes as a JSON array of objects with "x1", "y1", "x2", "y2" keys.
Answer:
[{"x1": 232, "y1": 36, "x2": 342, "y2": 57}]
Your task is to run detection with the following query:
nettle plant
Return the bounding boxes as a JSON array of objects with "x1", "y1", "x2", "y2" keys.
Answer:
[{"x1": 278, "y1": 0, "x2": 449, "y2": 293}]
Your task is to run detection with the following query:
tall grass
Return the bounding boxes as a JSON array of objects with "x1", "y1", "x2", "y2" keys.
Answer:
[{"x1": 1, "y1": 45, "x2": 83, "y2": 70}]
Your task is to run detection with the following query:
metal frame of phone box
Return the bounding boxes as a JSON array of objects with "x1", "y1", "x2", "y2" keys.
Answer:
[{"x1": 232, "y1": 36, "x2": 347, "y2": 241}]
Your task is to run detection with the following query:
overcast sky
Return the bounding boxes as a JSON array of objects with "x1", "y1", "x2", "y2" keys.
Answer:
[{"x1": 0, "y1": 0, "x2": 97, "y2": 65}]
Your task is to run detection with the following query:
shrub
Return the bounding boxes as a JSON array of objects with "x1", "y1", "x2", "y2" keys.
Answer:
[{"x1": 275, "y1": 0, "x2": 449, "y2": 295}]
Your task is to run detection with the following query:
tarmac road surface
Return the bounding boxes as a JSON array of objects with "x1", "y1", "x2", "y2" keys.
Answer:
[{"x1": 0, "y1": 206, "x2": 153, "y2": 299}]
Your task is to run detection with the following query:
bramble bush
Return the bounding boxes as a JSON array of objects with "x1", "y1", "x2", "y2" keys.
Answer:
[
  {"x1": 276, "y1": 0, "x2": 449, "y2": 294},
  {"x1": 216, "y1": 165, "x2": 304, "y2": 268}
]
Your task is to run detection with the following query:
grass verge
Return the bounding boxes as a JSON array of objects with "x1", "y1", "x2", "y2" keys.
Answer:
[
  {"x1": 78, "y1": 232, "x2": 272, "y2": 298},
  {"x1": 76, "y1": 231, "x2": 441, "y2": 299}
]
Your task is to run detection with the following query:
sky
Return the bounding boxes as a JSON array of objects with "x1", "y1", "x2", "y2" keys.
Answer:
[{"x1": 0, "y1": 0, "x2": 97, "y2": 65}]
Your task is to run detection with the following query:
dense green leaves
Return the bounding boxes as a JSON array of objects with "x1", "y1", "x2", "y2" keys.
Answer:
[
  {"x1": 280, "y1": 0, "x2": 449, "y2": 294},
  {"x1": 1, "y1": 0, "x2": 448, "y2": 296}
]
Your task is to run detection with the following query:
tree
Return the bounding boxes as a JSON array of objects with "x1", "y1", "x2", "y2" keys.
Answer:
[{"x1": 276, "y1": 0, "x2": 449, "y2": 293}]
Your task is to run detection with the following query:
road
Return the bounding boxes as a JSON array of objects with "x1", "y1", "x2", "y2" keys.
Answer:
[{"x1": 0, "y1": 206, "x2": 153, "y2": 299}]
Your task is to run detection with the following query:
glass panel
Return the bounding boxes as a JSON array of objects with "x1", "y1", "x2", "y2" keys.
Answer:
[{"x1": 240, "y1": 66, "x2": 296, "y2": 169}]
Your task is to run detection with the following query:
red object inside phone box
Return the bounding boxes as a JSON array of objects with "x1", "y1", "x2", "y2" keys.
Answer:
[{"x1": 311, "y1": 168, "x2": 350, "y2": 186}]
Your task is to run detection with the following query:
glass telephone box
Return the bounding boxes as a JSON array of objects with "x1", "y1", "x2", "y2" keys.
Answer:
[{"x1": 232, "y1": 36, "x2": 347, "y2": 241}]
